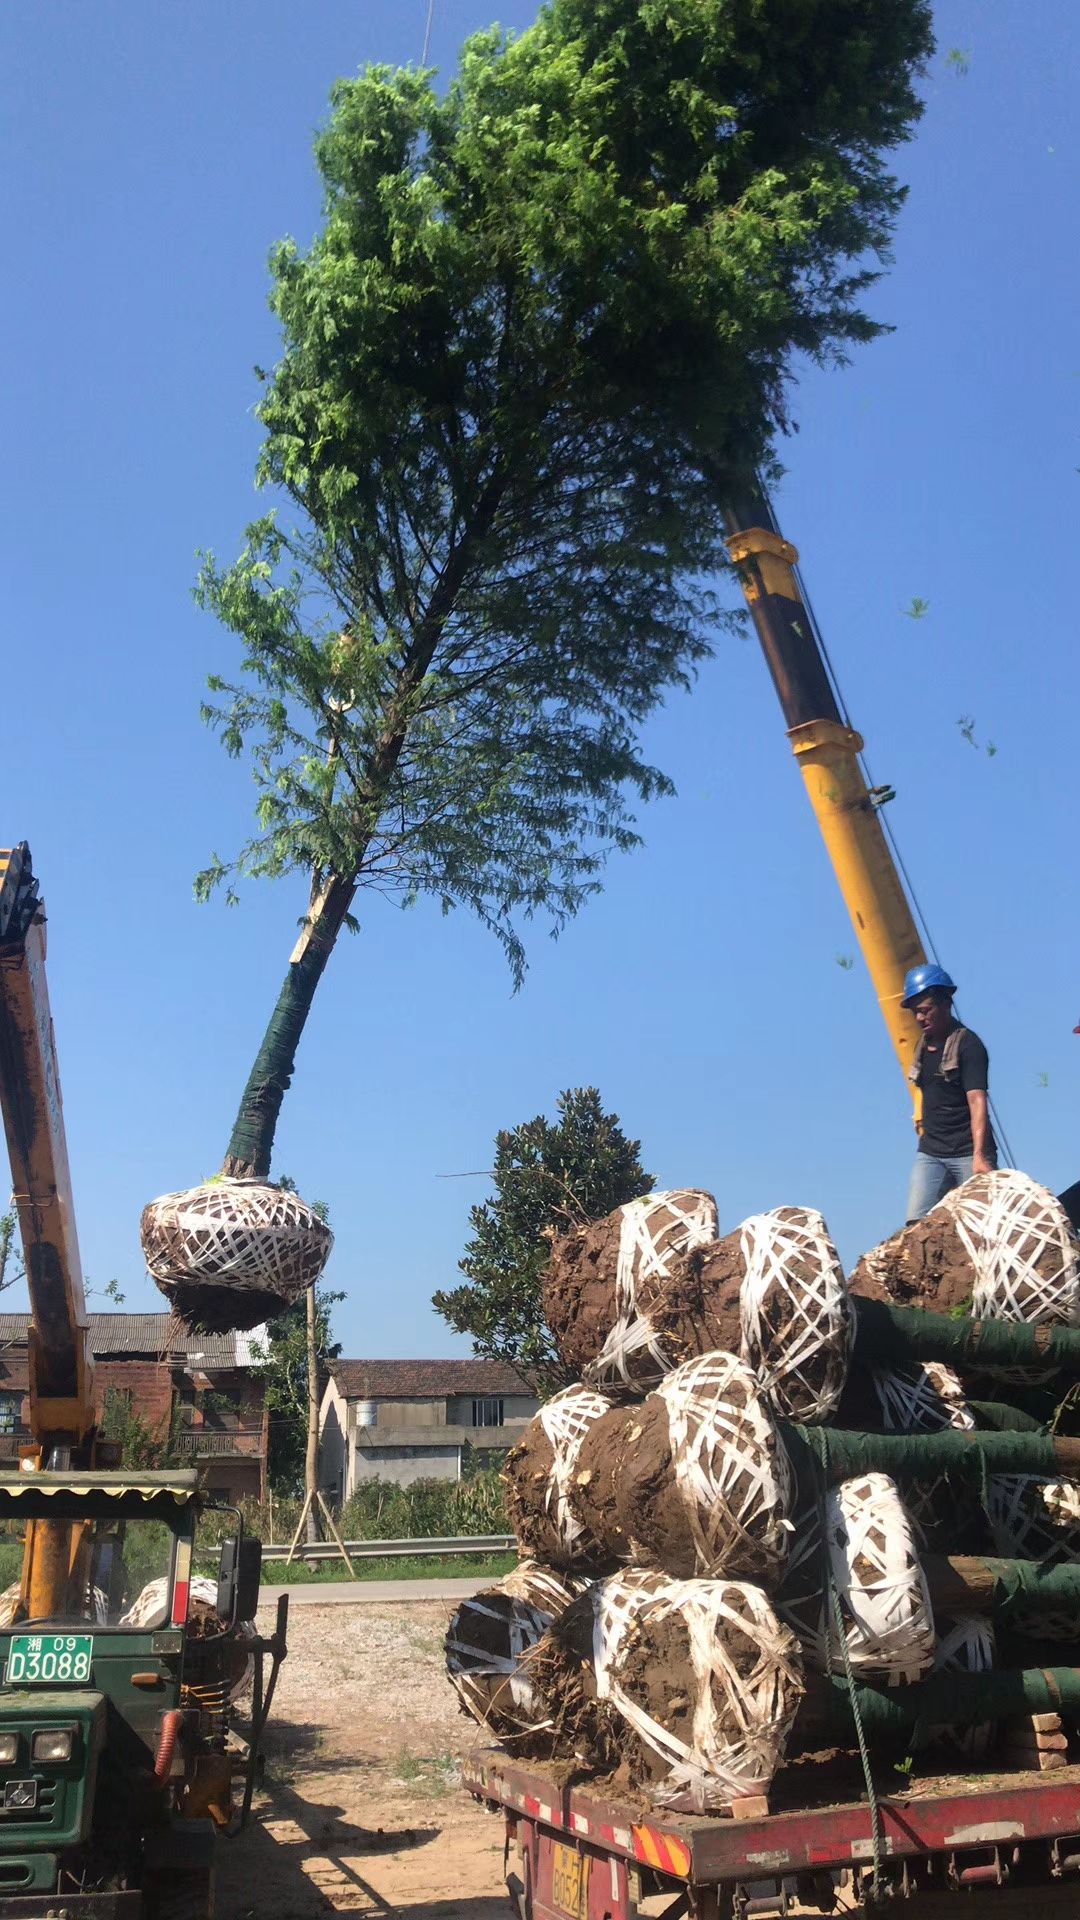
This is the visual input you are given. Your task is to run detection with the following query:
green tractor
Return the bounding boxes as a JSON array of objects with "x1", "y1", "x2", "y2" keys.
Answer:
[{"x1": 0, "y1": 1470, "x2": 286, "y2": 1919}]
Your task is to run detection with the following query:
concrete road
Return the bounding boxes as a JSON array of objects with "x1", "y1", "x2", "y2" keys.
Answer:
[{"x1": 257, "y1": 1575, "x2": 487, "y2": 1608}]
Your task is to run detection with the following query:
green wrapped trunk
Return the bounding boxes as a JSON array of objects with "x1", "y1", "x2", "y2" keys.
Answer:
[
  {"x1": 853, "y1": 1297, "x2": 1080, "y2": 1374},
  {"x1": 222, "y1": 874, "x2": 356, "y2": 1178}
]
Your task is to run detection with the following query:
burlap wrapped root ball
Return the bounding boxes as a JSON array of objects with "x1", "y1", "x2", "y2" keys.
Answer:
[
  {"x1": 141, "y1": 1177, "x2": 333, "y2": 1331},
  {"x1": 543, "y1": 1191, "x2": 720, "y2": 1389},
  {"x1": 445, "y1": 1564, "x2": 590, "y2": 1744},
  {"x1": 777, "y1": 1472, "x2": 935, "y2": 1683},
  {"x1": 738, "y1": 1208, "x2": 853, "y2": 1421},
  {"x1": 850, "y1": 1171, "x2": 1080, "y2": 1337},
  {"x1": 503, "y1": 1386, "x2": 615, "y2": 1569},
  {"x1": 590, "y1": 1571, "x2": 804, "y2": 1813},
  {"x1": 570, "y1": 1352, "x2": 794, "y2": 1581}
]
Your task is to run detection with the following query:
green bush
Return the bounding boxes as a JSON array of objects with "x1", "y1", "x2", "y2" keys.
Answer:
[{"x1": 340, "y1": 1469, "x2": 508, "y2": 1542}]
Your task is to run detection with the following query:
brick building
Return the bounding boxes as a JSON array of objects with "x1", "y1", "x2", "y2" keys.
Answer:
[
  {"x1": 0, "y1": 1314, "x2": 269, "y2": 1502},
  {"x1": 319, "y1": 1358, "x2": 539, "y2": 1497}
]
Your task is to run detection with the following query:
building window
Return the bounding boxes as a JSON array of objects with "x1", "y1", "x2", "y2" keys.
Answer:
[
  {"x1": 0, "y1": 1393, "x2": 20, "y2": 1435},
  {"x1": 471, "y1": 1397, "x2": 504, "y2": 1428}
]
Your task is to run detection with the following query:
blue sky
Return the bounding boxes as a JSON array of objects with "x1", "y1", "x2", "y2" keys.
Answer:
[{"x1": 2, "y1": 1, "x2": 1078, "y2": 1359}]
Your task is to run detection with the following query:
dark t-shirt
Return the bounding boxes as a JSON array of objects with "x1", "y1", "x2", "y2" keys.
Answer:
[{"x1": 917, "y1": 1026, "x2": 995, "y2": 1160}]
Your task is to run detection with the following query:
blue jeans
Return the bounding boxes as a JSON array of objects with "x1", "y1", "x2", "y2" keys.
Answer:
[{"x1": 906, "y1": 1153, "x2": 975, "y2": 1224}]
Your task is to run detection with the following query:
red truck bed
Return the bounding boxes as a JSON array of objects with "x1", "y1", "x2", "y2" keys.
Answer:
[{"x1": 464, "y1": 1748, "x2": 1080, "y2": 1915}]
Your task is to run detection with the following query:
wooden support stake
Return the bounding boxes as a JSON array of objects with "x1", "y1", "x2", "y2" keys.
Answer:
[
  {"x1": 317, "y1": 1490, "x2": 358, "y2": 1580},
  {"x1": 284, "y1": 1490, "x2": 314, "y2": 1569}
]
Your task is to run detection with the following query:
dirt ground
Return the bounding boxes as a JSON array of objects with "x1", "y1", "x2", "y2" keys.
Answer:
[{"x1": 217, "y1": 1601, "x2": 510, "y2": 1920}]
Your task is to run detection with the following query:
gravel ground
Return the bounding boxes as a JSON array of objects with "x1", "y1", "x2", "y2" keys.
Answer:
[{"x1": 218, "y1": 1600, "x2": 507, "y2": 1920}]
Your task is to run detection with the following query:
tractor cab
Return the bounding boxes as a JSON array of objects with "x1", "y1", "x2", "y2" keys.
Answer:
[{"x1": 0, "y1": 1470, "x2": 282, "y2": 1915}]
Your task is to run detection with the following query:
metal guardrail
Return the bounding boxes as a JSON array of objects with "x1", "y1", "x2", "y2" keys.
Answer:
[{"x1": 195, "y1": 1533, "x2": 515, "y2": 1563}]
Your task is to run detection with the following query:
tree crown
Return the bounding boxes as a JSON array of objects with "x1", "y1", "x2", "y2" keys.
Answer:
[
  {"x1": 197, "y1": 0, "x2": 932, "y2": 980},
  {"x1": 433, "y1": 1085, "x2": 654, "y2": 1387}
]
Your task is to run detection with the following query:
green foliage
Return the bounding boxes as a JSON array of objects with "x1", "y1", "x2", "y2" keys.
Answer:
[
  {"x1": 261, "y1": 1551, "x2": 515, "y2": 1584},
  {"x1": 196, "y1": 0, "x2": 932, "y2": 1173},
  {"x1": 433, "y1": 1086, "x2": 653, "y2": 1388},
  {"x1": 340, "y1": 1467, "x2": 509, "y2": 1539},
  {"x1": 0, "y1": 1214, "x2": 23, "y2": 1294},
  {"x1": 250, "y1": 1284, "x2": 343, "y2": 1495},
  {"x1": 99, "y1": 1388, "x2": 182, "y2": 1470}
]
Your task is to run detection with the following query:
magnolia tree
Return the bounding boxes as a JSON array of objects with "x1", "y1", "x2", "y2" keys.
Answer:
[
  {"x1": 155, "y1": 0, "x2": 931, "y2": 1322},
  {"x1": 434, "y1": 1087, "x2": 654, "y2": 1391}
]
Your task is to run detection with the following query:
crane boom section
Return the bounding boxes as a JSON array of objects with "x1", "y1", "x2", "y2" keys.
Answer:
[
  {"x1": 723, "y1": 492, "x2": 926, "y2": 1094},
  {"x1": 0, "y1": 845, "x2": 94, "y2": 1443}
]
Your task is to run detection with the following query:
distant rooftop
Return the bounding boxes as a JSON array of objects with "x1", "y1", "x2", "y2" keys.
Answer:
[
  {"x1": 329, "y1": 1358, "x2": 534, "y2": 1400},
  {"x1": 0, "y1": 1314, "x2": 265, "y2": 1369}
]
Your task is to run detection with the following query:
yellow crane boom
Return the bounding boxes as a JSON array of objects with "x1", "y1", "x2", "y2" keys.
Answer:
[
  {"x1": 0, "y1": 844, "x2": 95, "y2": 1455},
  {"x1": 724, "y1": 486, "x2": 927, "y2": 1099}
]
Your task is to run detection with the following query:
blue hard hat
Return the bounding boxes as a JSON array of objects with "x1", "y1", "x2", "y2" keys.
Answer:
[{"x1": 902, "y1": 963, "x2": 957, "y2": 1008}]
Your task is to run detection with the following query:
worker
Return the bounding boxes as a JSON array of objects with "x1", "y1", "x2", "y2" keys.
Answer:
[{"x1": 903, "y1": 963, "x2": 996, "y2": 1222}]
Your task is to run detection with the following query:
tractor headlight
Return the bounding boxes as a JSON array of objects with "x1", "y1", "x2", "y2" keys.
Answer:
[
  {"x1": 0, "y1": 1733, "x2": 18, "y2": 1766},
  {"x1": 30, "y1": 1727, "x2": 74, "y2": 1765}
]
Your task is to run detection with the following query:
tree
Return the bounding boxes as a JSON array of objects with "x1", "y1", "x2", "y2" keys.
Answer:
[
  {"x1": 99, "y1": 1388, "x2": 181, "y2": 1471},
  {"x1": 433, "y1": 1087, "x2": 653, "y2": 1388},
  {"x1": 251, "y1": 1283, "x2": 343, "y2": 1497},
  {"x1": 197, "y1": 0, "x2": 932, "y2": 1179},
  {"x1": 0, "y1": 1215, "x2": 23, "y2": 1296}
]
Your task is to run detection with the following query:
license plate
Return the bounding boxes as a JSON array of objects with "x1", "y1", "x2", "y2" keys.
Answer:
[
  {"x1": 551, "y1": 1841, "x2": 589, "y2": 1920},
  {"x1": 4, "y1": 1634, "x2": 93, "y2": 1685}
]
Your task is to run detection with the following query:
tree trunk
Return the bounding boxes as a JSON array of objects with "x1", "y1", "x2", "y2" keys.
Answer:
[
  {"x1": 305, "y1": 1284, "x2": 320, "y2": 1545},
  {"x1": 221, "y1": 873, "x2": 356, "y2": 1178}
]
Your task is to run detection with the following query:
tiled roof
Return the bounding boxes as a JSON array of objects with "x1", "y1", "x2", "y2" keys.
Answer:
[
  {"x1": 0, "y1": 1314, "x2": 266, "y2": 1368},
  {"x1": 329, "y1": 1358, "x2": 535, "y2": 1400}
]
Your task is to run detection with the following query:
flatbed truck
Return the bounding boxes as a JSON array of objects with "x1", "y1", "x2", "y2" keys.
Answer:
[{"x1": 465, "y1": 1748, "x2": 1080, "y2": 1920}]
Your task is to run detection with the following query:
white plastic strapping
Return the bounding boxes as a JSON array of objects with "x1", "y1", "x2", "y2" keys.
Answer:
[
  {"x1": 142, "y1": 1178, "x2": 333, "y2": 1302},
  {"x1": 655, "y1": 1352, "x2": 794, "y2": 1580},
  {"x1": 870, "y1": 1362, "x2": 975, "y2": 1434},
  {"x1": 446, "y1": 1563, "x2": 587, "y2": 1735},
  {"x1": 824, "y1": 1473, "x2": 935, "y2": 1682},
  {"x1": 537, "y1": 1385, "x2": 614, "y2": 1562},
  {"x1": 950, "y1": 1171, "x2": 1080, "y2": 1328},
  {"x1": 987, "y1": 1475, "x2": 1080, "y2": 1563},
  {"x1": 591, "y1": 1192, "x2": 718, "y2": 1388},
  {"x1": 780, "y1": 1466, "x2": 933, "y2": 1681},
  {"x1": 122, "y1": 1575, "x2": 256, "y2": 1696},
  {"x1": 928, "y1": 1615, "x2": 996, "y2": 1761},
  {"x1": 592, "y1": 1570, "x2": 803, "y2": 1813},
  {"x1": 738, "y1": 1208, "x2": 853, "y2": 1422}
]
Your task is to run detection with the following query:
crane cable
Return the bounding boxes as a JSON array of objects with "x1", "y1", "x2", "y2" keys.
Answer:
[{"x1": 779, "y1": 530, "x2": 1018, "y2": 1170}]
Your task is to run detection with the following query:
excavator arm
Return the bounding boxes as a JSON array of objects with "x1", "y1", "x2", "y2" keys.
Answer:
[{"x1": 0, "y1": 844, "x2": 95, "y2": 1456}]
